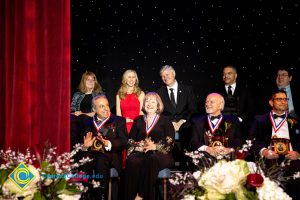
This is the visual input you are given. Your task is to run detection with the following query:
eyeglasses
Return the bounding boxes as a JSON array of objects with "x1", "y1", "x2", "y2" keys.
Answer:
[
  {"x1": 272, "y1": 98, "x2": 289, "y2": 102},
  {"x1": 277, "y1": 74, "x2": 289, "y2": 77}
]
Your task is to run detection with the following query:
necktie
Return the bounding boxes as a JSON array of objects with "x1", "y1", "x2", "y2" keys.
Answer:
[
  {"x1": 210, "y1": 115, "x2": 221, "y2": 121},
  {"x1": 273, "y1": 114, "x2": 285, "y2": 119},
  {"x1": 227, "y1": 85, "x2": 233, "y2": 96},
  {"x1": 169, "y1": 88, "x2": 176, "y2": 108}
]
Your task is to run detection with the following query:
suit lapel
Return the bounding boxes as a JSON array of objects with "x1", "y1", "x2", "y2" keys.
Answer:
[{"x1": 176, "y1": 84, "x2": 184, "y2": 111}]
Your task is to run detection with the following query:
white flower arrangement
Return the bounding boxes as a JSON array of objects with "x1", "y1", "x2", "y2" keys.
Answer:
[{"x1": 170, "y1": 141, "x2": 299, "y2": 200}]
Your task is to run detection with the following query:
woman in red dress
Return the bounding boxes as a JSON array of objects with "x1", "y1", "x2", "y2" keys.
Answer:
[{"x1": 116, "y1": 69, "x2": 145, "y2": 167}]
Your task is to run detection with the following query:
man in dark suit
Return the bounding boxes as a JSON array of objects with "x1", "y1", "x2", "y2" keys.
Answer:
[
  {"x1": 250, "y1": 90, "x2": 300, "y2": 199},
  {"x1": 80, "y1": 95, "x2": 127, "y2": 199},
  {"x1": 216, "y1": 65, "x2": 254, "y2": 138},
  {"x1": 275, "y1": 67, "x2": 299, "y2": 118},
  {"x1": 157, "y1": 65, "x2": 197, "y2": 169},
  {"x1": 190, "y1": 93, "x2": 242, "y2": 157}
]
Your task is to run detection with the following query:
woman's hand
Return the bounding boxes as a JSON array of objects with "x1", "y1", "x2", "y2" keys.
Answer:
[
  {"x1": 126, "y1": 118, "x2": 134, "y2": 123},
  {"x1": 143, "y1": 137, "x2": 156, "y2": 152},
  {"x1": 73, "y1": 111, "x2": 83, "y2": 116}
]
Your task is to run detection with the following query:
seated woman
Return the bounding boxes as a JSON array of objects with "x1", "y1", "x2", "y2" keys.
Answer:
[
  {"x1": 125, "y1": 92, "x2": 175, "y2": 200},
  {"x1": 116, "y1": 69, "x2": 145, "y2": 167},
  {"x1": 70, "y1": 71, "x2": 103, "y2": 149}
]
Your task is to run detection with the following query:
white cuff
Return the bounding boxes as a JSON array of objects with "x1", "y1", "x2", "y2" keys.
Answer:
[
  {"x1": 198, "y1": 145, "x2": 208, "y2": 151},
  {"x1": 260, "y1": 147, "x2": 267, "y2": 157},
  {"x1": 105, "y1": 141, "x2": 112, "y2": 151}
]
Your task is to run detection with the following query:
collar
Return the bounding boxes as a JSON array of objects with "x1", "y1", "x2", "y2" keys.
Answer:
[
  {"x1": 167, "y1": 81, "x2": 178, "y2": 91},
  {"x1": 225, "y1": 82, "x2": 236, "y2": 90}
]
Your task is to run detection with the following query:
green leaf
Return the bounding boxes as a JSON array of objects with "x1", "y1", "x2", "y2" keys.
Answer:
[
  {"x1": 224, "y1": 193, "x2": 236, "y2": 200},
  {"x1": 55, "y1": 179, "x2": 67, "y2": 192},
  {"x1": 0, "y1": 169, "x2": 11, "y2": 185},
  {"x1": 33, "y1": 191, "x2": 47, "y2": 200},
  {"x1": 64, "y1": 184, "x2": 81, "y2": 194}
]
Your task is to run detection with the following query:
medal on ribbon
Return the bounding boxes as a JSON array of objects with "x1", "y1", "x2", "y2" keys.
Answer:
[
  {"x1": 145, "y1": 114, "x2": 160, "y2": 135},
  {"x1": 269, "y1": 111, "x2": 287, "y2": 133},
  {"x1": 207, "y1": 114, "x2": 223, "y2": 134}
]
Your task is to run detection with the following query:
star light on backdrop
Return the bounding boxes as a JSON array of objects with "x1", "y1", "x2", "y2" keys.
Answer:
[{"x1": 71, "y1": 0, "x2": 300, "y2": 111}]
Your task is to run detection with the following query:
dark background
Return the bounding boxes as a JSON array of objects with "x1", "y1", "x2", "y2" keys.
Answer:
[{"x1": 71, "y1": 0, "x2": 300, "y2": 114}]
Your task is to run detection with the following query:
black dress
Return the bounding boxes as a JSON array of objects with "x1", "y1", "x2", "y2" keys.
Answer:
[{"x1": 125, "y1": 115, "x2": 175, "y2": 200}]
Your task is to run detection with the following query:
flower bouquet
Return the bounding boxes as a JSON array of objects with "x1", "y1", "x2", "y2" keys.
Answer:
[
  {"x1": 0, "y1": 143, "x2": 95, "y2": 200},
  {"x1": 169, "y1": 140, "x2": 298, "y2": 200}
]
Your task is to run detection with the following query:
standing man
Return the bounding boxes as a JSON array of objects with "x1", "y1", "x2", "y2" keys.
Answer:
[
  {"x1": 250, "y1": 90, "x2": 300, "y2": 199},
  {"x1": 157, "y1": 65, "x2": 197, "y2": 169},
  {"x1": 80, "y1": 95, "x2": 128, "y2": 199},
  {"x1": 275, "y1": 67, "x2": 299, "y2": 118},
  {"x1": 216, "y1": 65, "x2": 254, "y2": 138},
  {"x1": 190, "y1": 93, "x2": 242, "y2": 157}
]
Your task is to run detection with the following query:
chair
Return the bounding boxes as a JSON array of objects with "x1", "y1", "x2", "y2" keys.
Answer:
[
  {"x1": 108, "y1": 168, "x2": 119, "y2": 200},
  {"x1": 157, "y1": 168, "x2": 170, "y2": 200}
]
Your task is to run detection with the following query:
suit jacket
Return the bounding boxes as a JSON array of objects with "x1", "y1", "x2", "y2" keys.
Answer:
[
  {"x1": 190, "y1": 114, "x2": 242, "y2": 151},
  {"x1": 157, "y1": 83, "x2": 197, "y2": 128},
  {"x1": 216, "y1": 83, "x2": 254, "y2": 123},
  {"x1": 249, "y1": 113, "x2": 300, "y2": 155},
  {"x1": 83, "y1": 114, "x2": 128, "y2": 171}
]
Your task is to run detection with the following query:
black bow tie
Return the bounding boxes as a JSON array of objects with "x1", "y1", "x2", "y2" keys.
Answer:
[
  {"x1": 210, "y1": 115, "x2": 221, "y2": 121},
  {"x1": 273, "y1": 114, "x2": 285, "y2": 119}
]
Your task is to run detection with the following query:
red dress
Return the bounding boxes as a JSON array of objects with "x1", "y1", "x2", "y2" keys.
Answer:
[
  {"x1": 120, "y1": 93, "x2": 141, "y2": 133},
  {"x1": 120, "y1": 93, "x2": 141, "y2": 167}
]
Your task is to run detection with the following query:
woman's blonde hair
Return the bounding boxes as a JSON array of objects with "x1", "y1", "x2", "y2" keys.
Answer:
[
  {"x1": 117, "y1": 69, "x2": 142, "y2": 99},
  {"x1": 142, "y1": 92, "x2": 164, "y2": 114},
  {"x1": 78, "y1": 71, "x2": 102, "y2": 93}
]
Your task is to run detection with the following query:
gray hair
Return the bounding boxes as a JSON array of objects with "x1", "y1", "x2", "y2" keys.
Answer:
[
  {"x1": 159, "y1": 65, "x2": 176, "y2": 76},
  {"x1": 92, "y1": 94, "x2": 108, "y2": 109}
]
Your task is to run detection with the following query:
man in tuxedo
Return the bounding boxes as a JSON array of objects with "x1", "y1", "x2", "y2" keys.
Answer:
[
  {"x1": 275, "y1": 67, "x2": 299, "y2": 118},
  {"x1": 190, "y1": 93, "x2": 242, "y2": 157},
  {"x1": 80, "y1": 95, "x2": 127, "y2": 199},
  {"x1": 216, "y1": 65, "x2": 254, "y2": 138},
  {"x1": 250, "y1": 90, "x2": 300, "y2": 199},
  {"x1": 157, "y1": 65, "x2": 197, "y2": 169}
]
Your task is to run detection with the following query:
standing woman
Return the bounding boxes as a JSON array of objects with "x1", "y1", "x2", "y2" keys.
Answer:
[
  {"x1": 125, "y1": 92, "x2": 175, "y2": 200},
  {"x1": 116, "y1": 69, "x2": 145, "y2": 166},
  {"x1": 116, "y1": 69, "x2": 145, "y2": 131},
  {"x1": 71, "y1": 71, "x2": 103, "y2": 149}
]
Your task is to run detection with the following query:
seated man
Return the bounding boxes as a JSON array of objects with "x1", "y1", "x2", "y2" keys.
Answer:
[
  {"x1": 80, "y1": 95, "x2": 127, "y2": 199},
  {"x1": 190, "y1": 93, "x2": 242, "y2": 158},
  {"x1": 250, "y1": 89, "x2": 300, "y2": 199}
]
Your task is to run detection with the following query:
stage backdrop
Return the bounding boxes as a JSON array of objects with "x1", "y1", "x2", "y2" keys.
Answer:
[{"x1": 0, "y1": 0, "x2": 70, "y2": 153}]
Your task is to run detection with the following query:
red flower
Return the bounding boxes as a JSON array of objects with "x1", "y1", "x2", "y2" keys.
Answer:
[
  {"x1": 246, "y1": 173, "x2": 264, "y2": 188},
  {"x1": 68, "y1": 171, "x2": 89, "y2": 183},
  {"x1": 235, "y1": 151, "x2": 248, "y2": 160}
]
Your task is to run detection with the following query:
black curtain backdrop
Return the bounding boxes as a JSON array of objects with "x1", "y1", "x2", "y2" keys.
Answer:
[{"x1": 71, "y1": 0, "x2": 300, "y2": 115}]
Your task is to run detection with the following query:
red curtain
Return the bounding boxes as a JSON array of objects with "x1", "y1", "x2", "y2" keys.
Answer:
[{"x1": 0, "y1": 0, "x2": 70, "y2": 153}]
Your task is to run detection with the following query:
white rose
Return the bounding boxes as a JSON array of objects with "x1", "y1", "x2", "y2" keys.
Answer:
[
  {"x1": 58, "y1": 193, "x2": 81, "y2": 200},
  {"x1": 199, "y1": 160, "x2": 249, "y2": 195}
]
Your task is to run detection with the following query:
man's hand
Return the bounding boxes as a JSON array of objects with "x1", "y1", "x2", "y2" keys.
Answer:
[
  {"x1": 97, "y1": 134, "x2": 109, "y2": 147},
  {"x1": 172, "y1": 119, "x2": 186, "y2": 132},
  {"x1": 262, "y1": 149, "x2": 279, "y2": 159},
  {"x1": 285, "y1": 151, "x2": 300, "y2": 160},
  {"x1": 83, "y1": 132, "x2": 95, "y2": 148},
  {"x1": 206, "y1": 146, "x2": 233, "y2": 157}
]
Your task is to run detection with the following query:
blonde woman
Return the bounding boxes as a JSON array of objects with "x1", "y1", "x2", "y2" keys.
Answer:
[
  {"x1": 116, "y1": 69, "x2": 145, "y2": 132},
  {"x1": 116, "y1": 69, "x2": 145, "y2": 168}
]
